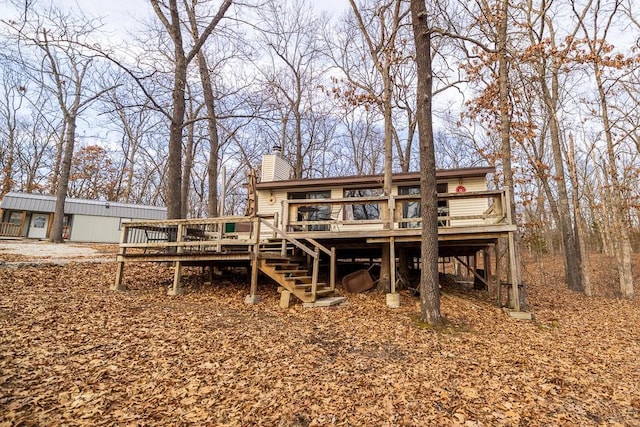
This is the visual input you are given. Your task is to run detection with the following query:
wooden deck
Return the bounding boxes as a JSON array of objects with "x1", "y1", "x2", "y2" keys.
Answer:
[{"x1": 111, "y1": 190, "x2": 521, "y2": 309}]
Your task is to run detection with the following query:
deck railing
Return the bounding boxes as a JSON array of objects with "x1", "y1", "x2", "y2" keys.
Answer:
[
  {"x1": 116, "y1": 215, "x2": 336, "y2": 300},
  {"x1": 0, "y1": 222, "x2": 21, "y2": 237},
  {"x1": 118, "y1": 216, "x2": 260, "y2": 254},
  {"x1": 281, "y1": 190, "x2": 509, "y2": 232}
]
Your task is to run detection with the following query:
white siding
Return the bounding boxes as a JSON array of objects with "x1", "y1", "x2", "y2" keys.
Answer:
[
  {"x1": 261, "y1": 155, "x2": 292, "y2": 182},
  {"x1": 256, "y1": 189, "x2": 287, "y2": 219},
  {"x1": 256, "y1": 189, "x2": 288, "y2": 239},
  {"x1": 255, "y1": 176, "x2": 491, "y2": 232},
  {"x1": 69, "y1": 215, "x2": 122, "y2": 243},
  {"x1": 446, "y1": 178, "x2": 488, "y2": 226}
]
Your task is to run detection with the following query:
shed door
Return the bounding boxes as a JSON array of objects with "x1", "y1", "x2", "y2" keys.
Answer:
[{"x1": 28, "y1": 213, "x2": 49, "y2": 239}]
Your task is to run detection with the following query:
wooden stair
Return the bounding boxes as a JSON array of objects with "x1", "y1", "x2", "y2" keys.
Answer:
[{"x1": 258, "y1": 253, "x2": 334, "y2": 303}]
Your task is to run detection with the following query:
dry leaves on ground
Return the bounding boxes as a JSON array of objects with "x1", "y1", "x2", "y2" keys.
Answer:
[{"x1": 0, "y1": 253, "x2": 639, "y2": 426}]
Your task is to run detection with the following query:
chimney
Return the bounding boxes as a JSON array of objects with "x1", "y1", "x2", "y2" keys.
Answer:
[{"x1": 261, "y1": 146, "x2": 292, "y2": 182}]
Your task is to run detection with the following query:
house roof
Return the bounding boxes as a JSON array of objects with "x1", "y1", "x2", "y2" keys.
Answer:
[
  {"x1": 255, "y1": 166, "x2": 495, "y2": 190},
  {"x1": 0, "y1": 192, "x2": 167, "y2": 220}
]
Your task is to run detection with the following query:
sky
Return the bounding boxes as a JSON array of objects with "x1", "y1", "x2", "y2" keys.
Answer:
[
  {"x1": 76, "y1": 0, "x2": 351, "y2": 38},
  {"x1": 0, "y1": 1, "x2": 352, "y2": 43}
]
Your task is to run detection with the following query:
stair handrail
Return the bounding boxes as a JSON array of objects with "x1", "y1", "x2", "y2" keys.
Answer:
[
  {"x1": 259, "y1": 218, "x2": 337, "y2": 294},
  {"x1": 306, "y1": 238, "x2": 336, "y2": 291},
  {"x1": 258, "y1": 218, "x2": 316, "y2": 258}
]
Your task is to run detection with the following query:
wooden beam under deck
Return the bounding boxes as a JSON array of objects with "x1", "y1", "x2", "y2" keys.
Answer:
[
  {"x1": 116, "y1": 252, "x2": 253, "y2": 263},
  {"x1": 286, "y1": 224, "x2": 517, "y2": 242}
]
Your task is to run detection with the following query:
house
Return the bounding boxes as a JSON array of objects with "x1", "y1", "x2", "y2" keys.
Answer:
[
  {"x1": 251, "y1": 149, "x2": 519, "y2": 305},
  {"x1": 111, "y1": 149, "x2": 521, "y2": 310},
  {"x1": 0, "y1": 192, "x2": 166, "y2": 243},
  {"x1": 257, "y1": 149, "x2": 500, "y2": 234}
]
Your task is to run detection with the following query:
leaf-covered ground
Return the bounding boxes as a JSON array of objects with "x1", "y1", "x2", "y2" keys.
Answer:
[{"x1": 1, "y1": 249, "x2": 639, "y2": 426}]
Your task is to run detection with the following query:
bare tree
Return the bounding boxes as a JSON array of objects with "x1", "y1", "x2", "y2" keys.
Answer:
[
  {"x1": 513, "y1": 0, "x2": 586, "y2": 292},
  {"x1": 3, "y1": 4, "x2": 116, "y2": 242},
  {"x1": 343, "y1": 0, "x2": 409, "y2": 292},
  {"x1": 571, "y1": 0, "x2": 634, "y2": 298},
  {"x1": 254, "y1": 0, "x2": 329, "y2": 179},
  {"x1": 101, "y1": 82, "x2": 160, "y2": 204},
  {"x1": 411, "y1": 0, "x2": 443, "y2": 326},
  {"x1": 0, "y1": 64, "x2": 25, "y2": 196},
  {"x1": 149, "y1": 0, "x2": 232, "y2": 219}
]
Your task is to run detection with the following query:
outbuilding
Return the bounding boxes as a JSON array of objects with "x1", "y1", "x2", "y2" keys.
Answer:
[{"x1": 0, "y1": 192, "x2": 166, "y2": 243}]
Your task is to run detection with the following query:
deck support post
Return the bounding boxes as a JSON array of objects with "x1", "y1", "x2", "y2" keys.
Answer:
[
  {"x1": 484, "y1": 248, "x2": 492, "y2": 292},
  {"x1": 246, "y1": 251, "x2": 260, "y2": 304},
  {"x1": 508, "y1": 232, "x2": 521, "y2": 311},
  {"x1": 495, "y1": 242, "x2": 502, "y2": 305},
  {"x1": 205, "y1": 264, "x2": 214, "y2": 285},
  {"x1": 390, "y1": 237, "x2": 396, "y2": 293},
  {"x1": 168, "y1": 261, "x2": 183, "y2": 295},
  {"x1": 386, "y1": 237, "x2": 400, "y2": 308},
  {"x1": 111, "y1": 224, "x2": 129, "y2": 291},
  {"x1": 330, "y1": 247, "x2": 336, "y2": 291},
  {"x1": 111, "y1": 261, "x2": 126, "y2": 291},
  {"x1": 168, "y1": 224, "x2": 184, "y2": 296},
  {"x1": 246, "y1": 218, "x2": 261, "y2": 304}
]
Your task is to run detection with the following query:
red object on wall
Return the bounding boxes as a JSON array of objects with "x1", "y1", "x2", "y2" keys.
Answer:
[{"x1": 455, "y1": 185, "x2": 466, "y2": 193}]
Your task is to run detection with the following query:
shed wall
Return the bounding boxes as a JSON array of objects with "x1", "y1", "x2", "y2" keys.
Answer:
[{"x1": 69, "y1": 215, "x2": 123, "y2": 243}]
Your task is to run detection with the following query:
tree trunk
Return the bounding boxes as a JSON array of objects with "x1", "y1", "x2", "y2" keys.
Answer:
[
  {"x1": 376, "y1": 53, "x2": 395, "y2": 293},
  {"x1": 181, "y1": 115, "x2": 195, "y2": 218},
  {"x1": 187, "y1": 8, "x2": 221, "y2": 217},
  {"x1": 347, "y1": 0, "x2": 402, "y2": 293},
  {"x1": 567, "y1": 134, "x2": 591, "y2": 296},
  {"x1": 594, "y1": 63, "x2": 634, "y2": 298},
  {"x1": 166, "y1": 50, "x2": 187, "y2": 220},
  {"x1": 497, "y1": 0, "x2": 522, "y2": 292},
  {"x1": 294, "y1": 94, "x2": 303, "y2": 180},
  {"x1": 50, "y1": 121, "x2": 66, "y2": 195},
  {"x1": 411, "y1": 0, "x2": 443, "y2": 326},
  {"x1": 537, "y1": 66, "x2": 583, "y2": 292},
  {"x1": 1, "y1": 124, "x2": 15, "y2": 197},
  {"x1": 50, "y1": 115, "x2": 76, "y2": 243}
]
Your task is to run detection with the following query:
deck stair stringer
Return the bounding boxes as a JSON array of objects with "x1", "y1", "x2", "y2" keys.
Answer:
[
  {"x1": 257, "y1": 253, "x2": 334, "y2": 303},
  {"x1": 255, "y1": 219, "x2": 337, "y2": 304}
]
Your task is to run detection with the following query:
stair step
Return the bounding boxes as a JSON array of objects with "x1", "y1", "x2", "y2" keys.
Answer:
[
  {"x1": 259, "y1": 257, "x2": 290, "y2": 262},
  {"x1": 266, "y1": 262, "x2": 296, "y2": 268},
  {"x1": 280, "y1": 270, "x2": 308, "y2": 275},
  {"x1": 302, "y1": 296, "x2": 346, "y2": 308},
  {"x1": 286, "y1": 276, "x2": 312, "y2": 282},
  {"x1": 294, "y1": 282, "x2": 328, "y2": 289},
  {"x1": 260, "y1": 243, "x2": 294, "y2": 250},
  {"x1": 303, "y1": 289, "x2": 334, "y2": 296}
]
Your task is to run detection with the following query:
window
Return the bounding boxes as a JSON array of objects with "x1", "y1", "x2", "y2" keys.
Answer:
[
  {"x1": 398, "y1": 183, "x2": 449, "y2": 227},
  {"x1": 33, "y1": 215, "x2": 46, "y2": 228},
  {"x1": 288, "y1": 191, "x2": 331, "y2": 231},
  {"x1": 437, "y1": 183, "x2": 449, "y2": 226},
  {"x1": 344, "y1": 188, "x2": 382, "y2": 220},
  {"x1": 399, "y1": 186, "x2": 420, "y2": 228},
  {"x1": 7, "y1": 211, "x2": 23, "y2": 226}
]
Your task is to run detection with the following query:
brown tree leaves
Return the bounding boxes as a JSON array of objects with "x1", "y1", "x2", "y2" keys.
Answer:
[{"x1": 0, "y1": 255, "x2": 639, "y2": 425}]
